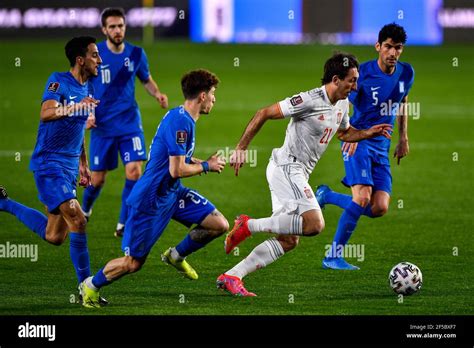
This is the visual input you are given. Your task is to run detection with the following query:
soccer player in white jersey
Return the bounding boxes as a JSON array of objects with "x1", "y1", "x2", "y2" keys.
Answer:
[{"x1": 217, "y1": 53, "x2": 393, "y2": 296}]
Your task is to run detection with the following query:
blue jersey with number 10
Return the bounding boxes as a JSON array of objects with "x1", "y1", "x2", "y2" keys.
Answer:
[
  {"x1": 91, "y1": 41, "x2": 150, "y2": 137},
  {"x1": 349, "y1": 59, "x2": 414, "y2": 152},
  {"x1": 126, "y1": 106, "x2": 196, "y2": 213}
]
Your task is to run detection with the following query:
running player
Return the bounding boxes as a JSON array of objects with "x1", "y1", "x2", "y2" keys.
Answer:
[
  {"x1": 79, "y1": 69, "x2": 228, "y2": 308},
  {"x1": 0, "y1": 36, "x2": 102, "y2": 299},
  {"x1": 217, "y1": 53, "x2": 392, "y2": 296},
  {"x1": 316, "y1": 23, "x2": 415, "y2": 270},
  {"x1": 81, "y1": 7, "x2": 168, "y2": 237}
]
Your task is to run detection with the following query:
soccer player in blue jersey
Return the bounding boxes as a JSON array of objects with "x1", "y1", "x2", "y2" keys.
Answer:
[
  {"x1": 79, "y1": 69, "x2": 228, "y2": 308},
  {"x1": 316, "y1": 23, "x2": 415, "y2": 270},
  {"x1": 81, "y1": 7, "x2": 169, "y2": 237},
  {"x1": 0, "y1": 37, "x2": 104, "y2": 302}
]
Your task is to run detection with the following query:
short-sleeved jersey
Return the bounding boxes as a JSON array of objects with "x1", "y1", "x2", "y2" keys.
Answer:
[
  {"x1": 91, "y1": 41, "x2": 151, "y2": 138},
  {"x1": 349, "y1": 59, "x2": 414, "y2": 152},
  {"x1": 274, "y1": 86, "x2": 350, "y2": 176},
  {"x1": 30, "y1": 71, "x2": 93, "y2": 172},
  {"x1": 127, "y1": 106, "x2": 195, "y2": 213}
]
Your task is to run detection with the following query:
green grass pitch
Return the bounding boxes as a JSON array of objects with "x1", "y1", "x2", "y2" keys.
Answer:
[{"x1": 0, "y1": 40, "x2": 472, "y2": 315}]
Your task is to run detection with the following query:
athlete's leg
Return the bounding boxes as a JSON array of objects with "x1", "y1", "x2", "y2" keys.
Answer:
[
  {"x1": 114, "y1": 161, "x2": 142, "y2": 235},
  {"x1": 370, "y1": 190, "x2": 390, "y2": 217},
  {"x1": 115, "y1": 133, "x2": 147, "y2": 234},
  {"x1": 59, "y1": 199, "x2": 91, "y2": 283},
  {"x1": 82, "y1": 134, "x2": 118, "y2": 218}
]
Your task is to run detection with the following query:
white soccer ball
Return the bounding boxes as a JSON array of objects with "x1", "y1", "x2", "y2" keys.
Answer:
[{"x1": 388, "y1": 261, "x2": 422, "y2": 295}]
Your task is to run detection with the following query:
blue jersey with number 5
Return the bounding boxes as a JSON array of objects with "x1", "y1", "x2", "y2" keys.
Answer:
[
  {"x1": 91, "y1": 41, "x2": 150, "y2": 137},
  {"x1": 349, "y1": 59, "x2": 414, "y2": 152}
]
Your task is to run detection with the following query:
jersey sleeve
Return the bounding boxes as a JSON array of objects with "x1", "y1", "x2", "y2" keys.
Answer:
[
  {"x1": 41, "y1": 73, "x2": 65, "y2": 104},
  {"x1": 136, "y1": 48, "x2": 151, "y2": 83},
  {"x1": 163, "y1": 117, "x2": 191, "y2": 156},
  {"x1": 338, "y1": 102, "x2": 350, "y2": 131},
  {"x1": 278, "y1": 91, "x2": 314, "y2": 119},
  {"x1": 402, "y1": 64, "x2": 415, "y2": 99}
]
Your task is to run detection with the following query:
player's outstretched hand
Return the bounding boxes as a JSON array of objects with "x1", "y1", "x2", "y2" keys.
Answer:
[
  {"x1": 393, "y1": 138, "x2": 409, "y2": 165},
  {"x1": 79, "y1": 163, "x2": 92, "y2": 187},
  {"x1": 157, "y1": 93, "x2": 169, "y2": 109},
  {"x1": 368, "y1": 123, "x2": 392, "y2": 139},
  {"x1": 341, "y1": 142, "x2": 358, "y2": 156},
  {"x1": 230, "y1": 149, "x2": 246, "y2": 176},
  {"x1": 207, "y1": 152, "x2": 226, "y2": 173}
]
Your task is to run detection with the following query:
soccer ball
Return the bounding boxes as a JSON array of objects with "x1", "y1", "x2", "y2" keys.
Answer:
[{"x1": 388, "y1": 262, "x2": 422, "y2": 295}]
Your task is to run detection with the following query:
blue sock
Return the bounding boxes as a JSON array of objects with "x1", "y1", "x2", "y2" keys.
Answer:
[
  {"x1": 92, "y1": 267, "x2": 111, "y2": 289},
  {"x1": 118, "y1": 179, "x2": 137, "y2": 225},
  {"x1": 69, "y1": 232, "x2": 90, "y2": 283},
  {"x1": 326, "y1": 190, "x2": 375, "y2": 218},
  {"x1": 327, "y1": 201, "x2": 364, "y2": 259},
  {"x1": 81, "y1": 185, "x2": 102, "y2": 213},
  {"x1": 175, "y1": 234, "x2": 205, "y2": 257},
  {"x1": 0, "y1": 199, "x2": 47, "y2": 240},
  {"x1": 326, "y1": 191, "x2": 352, "y2": 209}
]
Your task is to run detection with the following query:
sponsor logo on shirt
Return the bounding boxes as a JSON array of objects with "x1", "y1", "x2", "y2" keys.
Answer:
[
  {"x1": 47, "y1": 82, "x2": 60, "y2": 92},
  {"x1": 290, "y1": 95, "x2": 303, "y2": 106},
  {"x1": 176, "y1": 130, "x2": 187, "y2": 144},
  {"x1": 337, "y1": 111, "x2": 343, "y2": 124}
]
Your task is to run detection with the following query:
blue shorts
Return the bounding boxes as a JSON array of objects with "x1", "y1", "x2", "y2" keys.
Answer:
[
  {"x1": 89, "y1": 132, "x2": 147, "y2": 171},
  {"x1": 33, "y1": 167, "x2": 77, "y2": 213},
  {"x1": 341, "y1": 141, "x2": 392, "y2": 194},
  {"x1": 122, "y1": 186, "x2": 216, "y2": 258}
]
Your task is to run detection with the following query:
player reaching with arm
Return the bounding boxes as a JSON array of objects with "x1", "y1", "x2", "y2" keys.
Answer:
[
  {"x1": 0, "y1": 37, "x2": 108, "y2": 305},
  {"x1": 81, "y1": 7, "x2": 169, "y2": 238},
  {"x1": 316, "y1": 23, "x2": 415, "y2": 270},
  {"x1": 79, "y1": 69, "x2": 229, "y2": 308},
  {"x1": 217, "y1": 52, "x2": 392, "y2": 296}
]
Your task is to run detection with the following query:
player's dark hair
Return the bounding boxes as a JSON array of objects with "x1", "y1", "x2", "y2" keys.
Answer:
[
  {"x1": 321, "y1": 52, "x2": 359, "y2": 85},
  {"x1": 378, "y1": 23, "x2": 407, "y2": 44},
  {"x1": 181, "y1": 69, "x2": 219, "y2": 100},
  {"x1": 101, "y1": 7, "x2": 126, "y2": 27},
  {"x1": 64, "y1": 36, "x2": 96, "y2": 67}
]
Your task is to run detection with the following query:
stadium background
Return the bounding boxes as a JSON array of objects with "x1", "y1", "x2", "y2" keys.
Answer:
[{"x1": 0, "y1": 0, "x2": 472, "y2": 316}]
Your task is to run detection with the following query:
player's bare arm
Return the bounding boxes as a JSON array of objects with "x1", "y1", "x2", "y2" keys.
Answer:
[
  {"x1": 341, "y1": 101, "x2": 358, "y2": 156},
  {"x1": 393, "y1": 95, "x2": 409, "y2": 164},
  {"x1": 143, "y1": 76, "x2": 169, "y2": 109},
  {"x1": 230, "y1": 103, "x2": 283, "y2": 176},
  {"x1": 337, "y1": 123, "x2": 393, "y2": 142},
  {"x1": 169, "y1": 152, "x2": 225, "y2": 178},
  {"x1": 79, "y1": 138, "x2": 92, "y2": 187}
]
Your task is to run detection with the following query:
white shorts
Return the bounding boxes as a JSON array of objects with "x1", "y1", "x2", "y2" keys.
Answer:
[{"x1": 266, "y1": 158, "x2": 320, "y2": 217}]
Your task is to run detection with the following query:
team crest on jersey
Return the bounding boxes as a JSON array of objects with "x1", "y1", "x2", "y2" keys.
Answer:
[
  {"x1": 304, "y1": 187, "x2": 313, "y2": 199},
  {"x1": 318, "y1": 114, "x2": 325, "y2": 121},
  {"x1": 47, "y1": 82, "x2": 60, "y2": 92},
  {"x1": 290, "y1": 95, "x2": 303, "y2": 106},
  {"x1": 176, "y1": 131, "x2": 187, "y2": 144}
]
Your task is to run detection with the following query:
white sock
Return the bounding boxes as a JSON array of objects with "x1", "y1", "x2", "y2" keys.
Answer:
[
  {"x1": 116, "y1": 222, "x2": 125, "y2": 230},
  {"x1": 83, "y1": 209, "x2": 92, "y2": 218},
  {"x1": 85, "y1": 276, "x2": 98, "y2": 291},
  {"x1": 170, "y1": 247, "x2": 184, "y2": 261},
  {"x1": 247, "y1": 214, "x2": 303, "y2": 235},
  {"x1": 227, "y1": 238, "x2": 285, "y2": 279}
]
